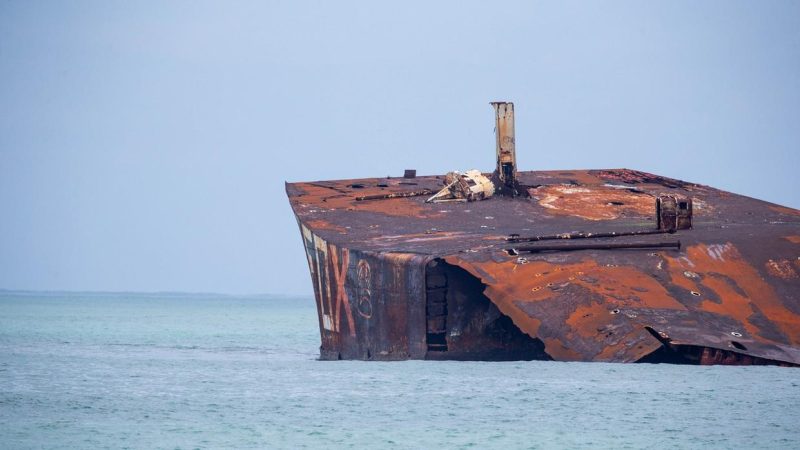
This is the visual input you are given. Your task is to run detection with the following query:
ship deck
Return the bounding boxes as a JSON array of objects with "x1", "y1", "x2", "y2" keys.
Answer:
[{"x1": 287, "y1": 168, "x2": 800, "y2": 364}]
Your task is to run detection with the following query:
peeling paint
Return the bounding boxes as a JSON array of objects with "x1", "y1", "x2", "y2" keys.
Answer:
[
  {"x1": 532, "y1": 184, "x2": 655, "y2": 221},
  {"x1": 766, "y1": 259, "x2": 798, "y2": 280}
]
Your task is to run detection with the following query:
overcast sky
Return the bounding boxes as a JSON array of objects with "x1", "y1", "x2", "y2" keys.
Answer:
[{"x1": 1, "y1": 1, "x2": 798, "y2": 295}]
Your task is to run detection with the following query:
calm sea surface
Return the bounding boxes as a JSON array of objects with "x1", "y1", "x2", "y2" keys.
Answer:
[{"x1": 1, "y1": 292, "x2": 798, "y2": 449}]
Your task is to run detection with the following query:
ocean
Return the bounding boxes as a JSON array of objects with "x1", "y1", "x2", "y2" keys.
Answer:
[{"x1": 1, "y1": 291, "x2": 798, "y2": 449}]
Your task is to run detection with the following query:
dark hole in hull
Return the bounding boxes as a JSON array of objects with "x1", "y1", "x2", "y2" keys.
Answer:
[
  {"x1": 731, "y1": 341, "x2": 747, "y2": 351},
  {"x1": 425, "y1": 259, "x2": 551, "y2": 361},
  {"x1": 639, "y1": 326, "x2": 795, "y2": 366}
]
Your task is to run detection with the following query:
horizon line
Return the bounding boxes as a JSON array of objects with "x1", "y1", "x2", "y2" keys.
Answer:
[{"x1": 0, "y1": 288, "x2": 313, "y2": 298}]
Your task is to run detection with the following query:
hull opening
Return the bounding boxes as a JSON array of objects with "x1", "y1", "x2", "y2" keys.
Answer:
[{"x1": 425, "y1": 259, "x2": 551, "y2": 361}]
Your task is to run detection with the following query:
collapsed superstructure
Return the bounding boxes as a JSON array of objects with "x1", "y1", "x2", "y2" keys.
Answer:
[{"x1": 286, "y1": 102, "x2": 800, "y2": 365}]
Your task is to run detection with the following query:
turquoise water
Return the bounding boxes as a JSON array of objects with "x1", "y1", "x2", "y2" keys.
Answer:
[{"x1": 1, "y1": 292, "x2": 799, "y2": 449}]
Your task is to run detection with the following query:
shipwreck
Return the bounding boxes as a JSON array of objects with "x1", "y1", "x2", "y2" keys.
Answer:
[{"x1": 286, "y1": 102, "x2": 800, "y2": 365}]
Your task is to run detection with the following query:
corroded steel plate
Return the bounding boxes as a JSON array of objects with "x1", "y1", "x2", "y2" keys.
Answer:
[{"x1": 287, "y1": 169, "x2": 800, "y2": 364}]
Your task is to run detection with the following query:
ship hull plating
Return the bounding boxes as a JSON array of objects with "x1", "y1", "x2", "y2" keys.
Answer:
[
  {"x1": 298, "y1": 222, "x2": 548, "y2": 361},
  {"x1": 288, "y1": 169, "x2": 800, "y2": 366}
]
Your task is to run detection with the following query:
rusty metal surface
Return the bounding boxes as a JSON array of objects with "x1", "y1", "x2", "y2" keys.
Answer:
[
  {"x1": 287, "y1": 168, "x2": 800, "y2": 364},
  {"x1": 297, "y1": 220, "x2": 429, "y2": 360},
  {"x1": 491, "y1": 101, "x2": 517, "y2": 193}
]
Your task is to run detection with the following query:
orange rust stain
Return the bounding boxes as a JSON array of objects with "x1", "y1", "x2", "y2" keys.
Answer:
[
  {"x1": 594, "y1": 341, "x2": 623, "y2": 361},
  {"x1": 699, "y1": 276, "x2": 758, "y2": 336},
  {"x1": 293, "y1": 183, "x2": 438, "y2": 218},
  {"x1": 531, "y1": 185, "x2": 654, "y2": 220},
  {"x1": 593, "y1": 329, "x2": 662, "y2": 362},
  {"x1": 380, "y1": 252, "x2": 417, "y2": 265},
  {"x1": 456, "y1": 258, "x2": 684, "y2": 310},
  {"x1": 770, "y1": 205, "x2": 800, "y2": 217},
  {"x1": 766, "y1": 259, "x2": 798, "y2": 279},
  {"x1": 564, "y1": 303, "x2": 665, "y2": 362},
  {"x1": 445, "y1": 255, "x2": 685, "y2": 360},
  {"x1": 481, "y1": 234, "x2": 514, "y2": 241},
  {"x1": 306, "y1": 219, "x2": 348, "y2": 234},
  {"x1": 785, "y1": 235, "x2": 800, "y2": 244},
  {"x1": 450, "y1": 245, "x2": 800, "y2": 360},
  {"x1": 541, "y1": 337, "x2": 584, "y2": 361},
  {"x1": 668, "y1": 266, "x2": 698, "y2": 292},
  {"x1": 566, "y1": 301, "x2": 616, "y2": 339},
  {"x1": 593, "y1": 339, "x2": 624, "y2": 361},
  {"x1": 665, "y1": 243, "x2": 800, "y2": 343}
]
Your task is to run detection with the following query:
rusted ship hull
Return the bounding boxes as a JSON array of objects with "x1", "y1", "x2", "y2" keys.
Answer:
[
  {"x1": 297, "y1": 223, "x2": 550, "y2": 361},
  {"x1": 288, "y1": 169, "x2": 800, "y2": 366},
  {"x1": 287, "y1": 103, "x2": 800, "y2": 366}
]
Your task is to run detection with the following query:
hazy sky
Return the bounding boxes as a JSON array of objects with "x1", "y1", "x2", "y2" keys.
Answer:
[{"x1": 1, "y1": 1, "x2": 798, "y2": 295}]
